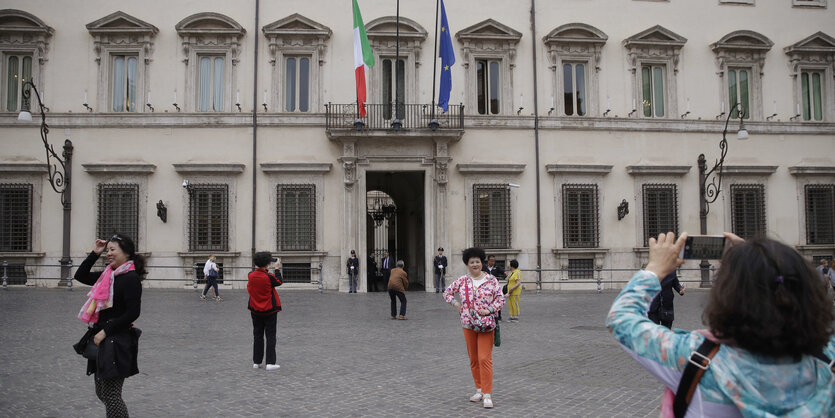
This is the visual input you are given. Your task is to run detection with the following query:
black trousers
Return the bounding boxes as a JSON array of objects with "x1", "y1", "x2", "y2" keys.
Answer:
[
  {"x1": 251, "y1": 312, "x2": 277, "y2": 365},
  {"x1": 389, "y1": 290, "x2": 407, "y2": 316},
  {"x1": 368, "y1": 273, "x2": 378, "y2": 292}
]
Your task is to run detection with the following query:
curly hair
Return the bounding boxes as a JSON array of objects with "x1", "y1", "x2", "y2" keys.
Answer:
[
  {"x1": 703, "y1": 237, "x2": 834, "y2": 357},
  {"x1": 461, "y1": 247, "x2": 486, "y2": 265}
]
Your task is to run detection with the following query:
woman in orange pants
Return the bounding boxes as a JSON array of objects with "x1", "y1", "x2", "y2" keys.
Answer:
[{"x1": 443, "y1": 247, "x2": 505, "y2": 409}]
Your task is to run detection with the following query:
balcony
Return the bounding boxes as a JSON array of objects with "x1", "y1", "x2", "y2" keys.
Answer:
[{"x1": 325, "y1": 103, "x2": 464, "y2": 133}]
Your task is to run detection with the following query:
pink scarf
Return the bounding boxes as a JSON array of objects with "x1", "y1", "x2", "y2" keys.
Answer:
[{"x1": 78, "y1": 261, "x2": 134, "y2": 325}]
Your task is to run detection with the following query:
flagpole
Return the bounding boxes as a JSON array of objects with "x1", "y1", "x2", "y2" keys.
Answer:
[{"x1": 431, "y1": 0, "x2": 440, "y2": 122}]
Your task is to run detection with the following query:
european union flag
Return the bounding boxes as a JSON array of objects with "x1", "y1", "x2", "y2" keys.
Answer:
[{"x1": 438, "y1": 0, "x2": 455, "y2": 113}]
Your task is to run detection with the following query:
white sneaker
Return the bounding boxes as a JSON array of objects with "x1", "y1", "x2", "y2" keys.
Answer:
[
  {"x1": 483, "y1": 394, "x2": 493, "y2": 408},
  {"x1": 469, "y1": 391, "x2": 483, "y2": 402},
  {"x1": 265, "y1": 364, "x2": 280, "y2": 371},
  {"x1": 253, "y1": 364, "x2": 260, "y2": 369}
]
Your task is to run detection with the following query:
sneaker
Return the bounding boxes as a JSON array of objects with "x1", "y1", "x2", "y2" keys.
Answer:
[
  {"x1": 469, "y1": 391, "x2": 483, "y2": 402},
  {"x1": 200, "y1": 295, "x2": 208, "y2": 301},
  {"x1": 265, "y1": 364, "x2": 280, "y2": 371},
  {"x1": 398, "y1": 315, "x2": 407, "y2": 320},
  {"x1": 253, "y1": 364, "x2": 260, "y2": 369},
  {"x1": 214, "y1": 296, "x2": 223, "y2": 302},
  {"x1": 483, "y1": 395, "x2": 493, "y2": 408},
  {"x1": 391, "y1": 316, "x2": 397, "y2": 320}
]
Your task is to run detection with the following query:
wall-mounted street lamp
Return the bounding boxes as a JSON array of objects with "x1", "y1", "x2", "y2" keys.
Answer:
[
  {"x1": 697, "y1": 102, "x2": 748, "y2": 287},
  {"x1": 18, "y1": 81, "x2": 74, "y2": 288}
]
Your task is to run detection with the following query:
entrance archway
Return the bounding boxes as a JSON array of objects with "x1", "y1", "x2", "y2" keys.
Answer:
[{"x1": 365, "y1": 171, "x2": 425, "y2": 291}]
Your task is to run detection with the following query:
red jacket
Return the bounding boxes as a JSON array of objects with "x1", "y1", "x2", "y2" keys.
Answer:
[{"x1": 247, "y1": 268, "x2": 283, "y2": 315}]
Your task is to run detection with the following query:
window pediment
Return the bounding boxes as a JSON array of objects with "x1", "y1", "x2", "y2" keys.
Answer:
[
  {"x1": 176, "y1": 12, "x2": 245, "y2": 37},
  {"x1": 543, "y1": 23, "x2": 607, "y2": 46},
  {"x1": 623, "y1": 25, "x2": 686, "y2": 49},
  {"x1": 0, "y1": 9, "x2": 53, "y2": 62},
  {"x1": 456, "y1": 18, "x2": 522, "y2": 44},
  {"x1": 711, "y1": 30, "x2": 773, "y2": 72},
  {"x1": 262, "y1": 13, "x2": 331, "y2": 40},
  {"x1": 784, "y1": 32, "x2": 835, "y2": 73},
  {"x1": 365, "y1": 16, "x2": 427, "y2": 50},
  {"x1": 87, "y1": 12, "x2": 158, "y2": 64}
]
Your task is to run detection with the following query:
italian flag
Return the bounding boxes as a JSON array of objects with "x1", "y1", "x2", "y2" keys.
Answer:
[{"x1": 353, "y1": 0, "x2": 374, "y2": 118}]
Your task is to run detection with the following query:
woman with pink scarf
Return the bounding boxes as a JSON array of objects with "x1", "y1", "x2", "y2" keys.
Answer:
[{"x1": 74, "y1": 234, "x2": 145, "y2": 418}]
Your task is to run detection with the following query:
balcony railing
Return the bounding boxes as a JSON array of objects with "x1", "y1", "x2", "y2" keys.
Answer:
[{"x1": 325, "y1": 103, "x2": 464, "y2": 131}]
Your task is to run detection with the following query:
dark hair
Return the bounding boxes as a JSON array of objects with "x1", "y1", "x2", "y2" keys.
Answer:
[
  {"x1": 462, "y1": 247, "x2": 486, "y2": 265},
  {"x1": 253, "y1": 251, "x2": 273, "y2": 268},
  {"x1": 510, "y1": 259, "x2": 519, "y2": 269},
  {"x1": 703, "y1": 237, "x2": 834, "y2": 357},
  {"x1": 109, "y1": 234, "x2": 146, "y2": 278},
  {"x1": 487, "y1": 254, "x2": 496, "y2": 260}
]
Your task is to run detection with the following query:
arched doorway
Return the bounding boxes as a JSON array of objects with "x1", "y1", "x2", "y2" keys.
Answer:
[{"x1": 366, "y1": 171, "x2": 425, "y2": 291}]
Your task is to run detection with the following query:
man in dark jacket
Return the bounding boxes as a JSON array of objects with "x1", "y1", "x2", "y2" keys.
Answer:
[
  {"x1": 380, "y1": 251, "x2": 393, "y2": 288},
  {"x1": 347, "y1": 250, "x2": 360, "y2": 293},
  {"x1": 367, "y1": 251, "x2": 379, "y2": 292},
  {"x1": 433, "y1": 247, "x2": 448, "y2": 293},
  {"x1": 483, "y1": 255, "x2": 506, "y2": 321},
  {"x1": 647, "y1": 271, "x2": 685, "y2": 328},
  {"x1": 247, "y1": 251, "x2": 283, "y2": 371}
]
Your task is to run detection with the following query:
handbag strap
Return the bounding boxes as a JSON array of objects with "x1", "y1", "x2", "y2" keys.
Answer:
[{"x1": 673, "y1": 339, "x2": 720, "y2": 418}]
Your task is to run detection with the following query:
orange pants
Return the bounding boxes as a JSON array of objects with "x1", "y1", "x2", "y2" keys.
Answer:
[{"x1": 463, "y1": 328, "x2": 495, "y2": 393}]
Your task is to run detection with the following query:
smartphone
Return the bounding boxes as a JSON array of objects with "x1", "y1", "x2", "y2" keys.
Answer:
[{"x1": 680, "y1": 235, "x2": 728, "y2": 260}]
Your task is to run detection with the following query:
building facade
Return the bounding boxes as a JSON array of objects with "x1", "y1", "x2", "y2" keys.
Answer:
[{"x1": 1, "y1": 0, "x2": 834, "y2": 291}]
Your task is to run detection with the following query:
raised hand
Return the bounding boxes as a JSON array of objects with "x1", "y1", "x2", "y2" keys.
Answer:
[{"x1": 645, "y1": 232, "x2": 687, "y2": 280}]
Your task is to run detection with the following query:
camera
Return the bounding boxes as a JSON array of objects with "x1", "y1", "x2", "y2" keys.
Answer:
[{"x1": 680, "y1": 235, "x2": 728, "y2": 260}]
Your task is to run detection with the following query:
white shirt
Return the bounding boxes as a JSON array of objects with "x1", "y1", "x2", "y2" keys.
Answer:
[
  {"x1": 203, "y1": 260, "x2": 217, "y2": 275},
  {"x1": 471, "y1": 275, "x2": 488, "y2": 288}
]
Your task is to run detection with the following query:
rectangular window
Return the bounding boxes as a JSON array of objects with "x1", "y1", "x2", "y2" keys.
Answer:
[
  {"x1": 473, "y1": 184, "x2": 511, "y2": 249},
  {"x1": 198, "y1": 56, "x2": 224, "y2": 112},
  {"x1": 801, "y1": 70, "x2": 824, "y2": 121},
  {"x1": 562, "y1": 184, "x2": 599, "y2": 248},
  {"x1": 642, "y1": 184, "x2": 678, "y2": 246},
  {"x1": 111, "y1": 55, "x2": 137, "y2": 112},
  {"x1": 97, "y1": 184, "x2": 139, "y2": 246},
  {"x1": 5, "y1": 54, "x2": 32, "y2": 112},
  {"x1": 805, "y1": 184, "x2": 835, "y2": 244},
  {"x1": 276, "y1": 184, "x2": 316, "y2": 251},
  {"x1": 730, "y1": 184, "x2": 766, "y2": 239},
  {"x1": 0, "y1": 184, "x2": 32, "y2": 252},
  {"x1": 641, "y1": 65, "x2": 665, "y2": 117},
  {"x1": 567, "y1": 258, "x2": 594, "y2": 280},
  {"x1": 284, "y1": 56, "x2": 310, "y2": 112},
  {"x1": 188, "y1": 184, "x2": 229, "y2": 251},
  {"x1": 281, "y1": 263, "x2": 313, "y2": 283},
  {"x1": 728, "y1": 68, "x2": 750, "y2": 119},
  {"x1": 476, "y1": 59, "x2": 501, "y2": 115},
  {"x1": 382, "y1": 58, "x2": 405, "y2": 120},
  {"x1": 562, "y1": 63, "x2": 587, "y2": 116}
]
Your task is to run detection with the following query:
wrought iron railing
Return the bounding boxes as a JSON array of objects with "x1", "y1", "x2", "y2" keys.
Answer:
[{"x1": 325, "y1": 103, "x2": 464, "y2": 130}]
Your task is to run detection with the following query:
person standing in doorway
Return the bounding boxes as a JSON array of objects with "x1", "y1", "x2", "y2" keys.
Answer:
[
  {"x1": 347, "y1": 250, "x2": 359, "y2": 293},
  {"x1": 483, "y1": 255, "x2": 506, "y2": 321},
  {"x1": 247, "y1": 252, "x2": 283, "y2": 371},
  {"x1": 388, "y1": 260, "x2": 409, "y2": 320},
  {"x1": 646, "y1": 271, "x2": 685, "y2": 329},
  {"x1": 381, "y1": 251, "x2": 393, "y2": 288},
  {"x1": 367, "y1": 251, "x2": 379, "y2": 292},
  {"x1": 505, "y1": 259, "x2": 522, "y2": 322},
  {"x1": 434, "y1": 247, "x2": 448, "y2": 293}
]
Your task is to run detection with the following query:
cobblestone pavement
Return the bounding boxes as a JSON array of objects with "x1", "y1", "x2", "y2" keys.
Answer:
[{"x1": 0, "y1": 285, "x2": 712, "y2": 417}]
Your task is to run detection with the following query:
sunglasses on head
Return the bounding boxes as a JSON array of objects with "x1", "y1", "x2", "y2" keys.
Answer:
[{"x1": 109, "y1": 235, "x2": 122, "y2": 242}]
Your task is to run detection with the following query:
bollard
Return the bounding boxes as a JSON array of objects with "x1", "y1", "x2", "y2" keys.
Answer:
[
  {"x1": 317, "y1": 262, "x2": 323, "y2": 293},
  {"x1": 536, "y1": 266, "x2": 541, "y2": 295},
  {"x1": 2, "y1": 260, "x2": 7, "y2": 290},
  {"x1": 596, "y1": 266, "x2": 602, "y2": 294},
  {"x1": 193, "y1": 263, "x2": 199, "y2": 290},
  {"x1": 66, "y1": 261, "x2": 73, "y2": 291}
]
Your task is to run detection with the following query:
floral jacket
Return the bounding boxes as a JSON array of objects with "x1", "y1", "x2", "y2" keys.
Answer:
[
  {"x1": 607, "y1": 270, "x2": 835, "y2": 417},
  {"x1": 444, "y1": 274, "x2": 505, "y2": 330}
]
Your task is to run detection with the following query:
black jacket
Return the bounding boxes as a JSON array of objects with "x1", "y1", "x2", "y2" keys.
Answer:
[
  {"x1": 74, "y1": 252, "x2": 142, "y2": 377},
  {"x1": 434, "y1": 255, "x2": 448, "y2": 274},
  {"x1": 346, "y1": 256, "x2": 359, "y2": 275},
  {"x1": 649, "y1": 272, "x2": 683, "y2": 313},
  {"x1": 483, "y1": 263, "x2": 505, "y2": 279},
  {"x1": 367, "y1": 256, "x2": 378, "y2": 277}
]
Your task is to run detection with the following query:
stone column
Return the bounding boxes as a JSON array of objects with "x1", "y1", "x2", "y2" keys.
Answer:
[
  {"x1": 434, "y1": 139, "x2": 450, "y2": 287},
  {"x1": 338, "y1": 140, "x2": 358, "y2": 293}
]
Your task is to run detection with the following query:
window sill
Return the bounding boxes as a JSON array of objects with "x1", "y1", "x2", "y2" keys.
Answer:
[
  {"x1": 178, "y1": 251, "x2": 241, "y2": 257},
  {"x1": 0, "y1": 252, "x2": 46, "y2": 258}
]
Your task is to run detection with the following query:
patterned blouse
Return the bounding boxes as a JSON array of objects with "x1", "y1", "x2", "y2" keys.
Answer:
[
  {"x1": 607, "y1": 270, "x2": 835, "y2": 417},
  {"x1": 444, "y1": 274, "x2": 505, "y2": 330}
]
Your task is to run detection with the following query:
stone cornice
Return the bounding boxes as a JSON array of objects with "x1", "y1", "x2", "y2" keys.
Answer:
[
  {"x1": 788, "y1": 166, "x2": 835, "y2": 176},
  {"x1": 546, "y1": 164, "x2": 613, "y2": 175},
  {"x1": 173, "y1": 163, "x2": 245, "y2": 174},
  {"x1": 2, "y1": 113, "x2": 834, "y2": 135},
  {"x1": 260, "y1": 163, "x2": 332, "y2": 173},
  {"x1": 457, "y1": 163, "x2": 525, "y2": 174},
  {"x1": 626, "y1": 165, "x2": 691, "y2": 175},
  {"x1": 0, "y1": 162, "x2": 47, "y2": 173},
  {"x1": 721, "y1": 165, "x2": 778, "y2": 175},
  {"x1": 82, "y1": 163, "x2": 156, "y2": 174}
]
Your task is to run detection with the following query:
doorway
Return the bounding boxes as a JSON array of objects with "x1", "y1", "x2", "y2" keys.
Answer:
[{"x1": 366, "y1": 171, "x2": 425, "y2": 291}]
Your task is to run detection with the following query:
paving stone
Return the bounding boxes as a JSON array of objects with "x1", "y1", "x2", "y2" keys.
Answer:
[{"x1": 0, "y1": 286, "x2": 713, "y2": 416}]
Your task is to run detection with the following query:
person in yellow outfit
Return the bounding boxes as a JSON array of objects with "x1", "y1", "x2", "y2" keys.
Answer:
[{"x1": 505, "y1": 260, "x2": 522, "y2": 322}]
